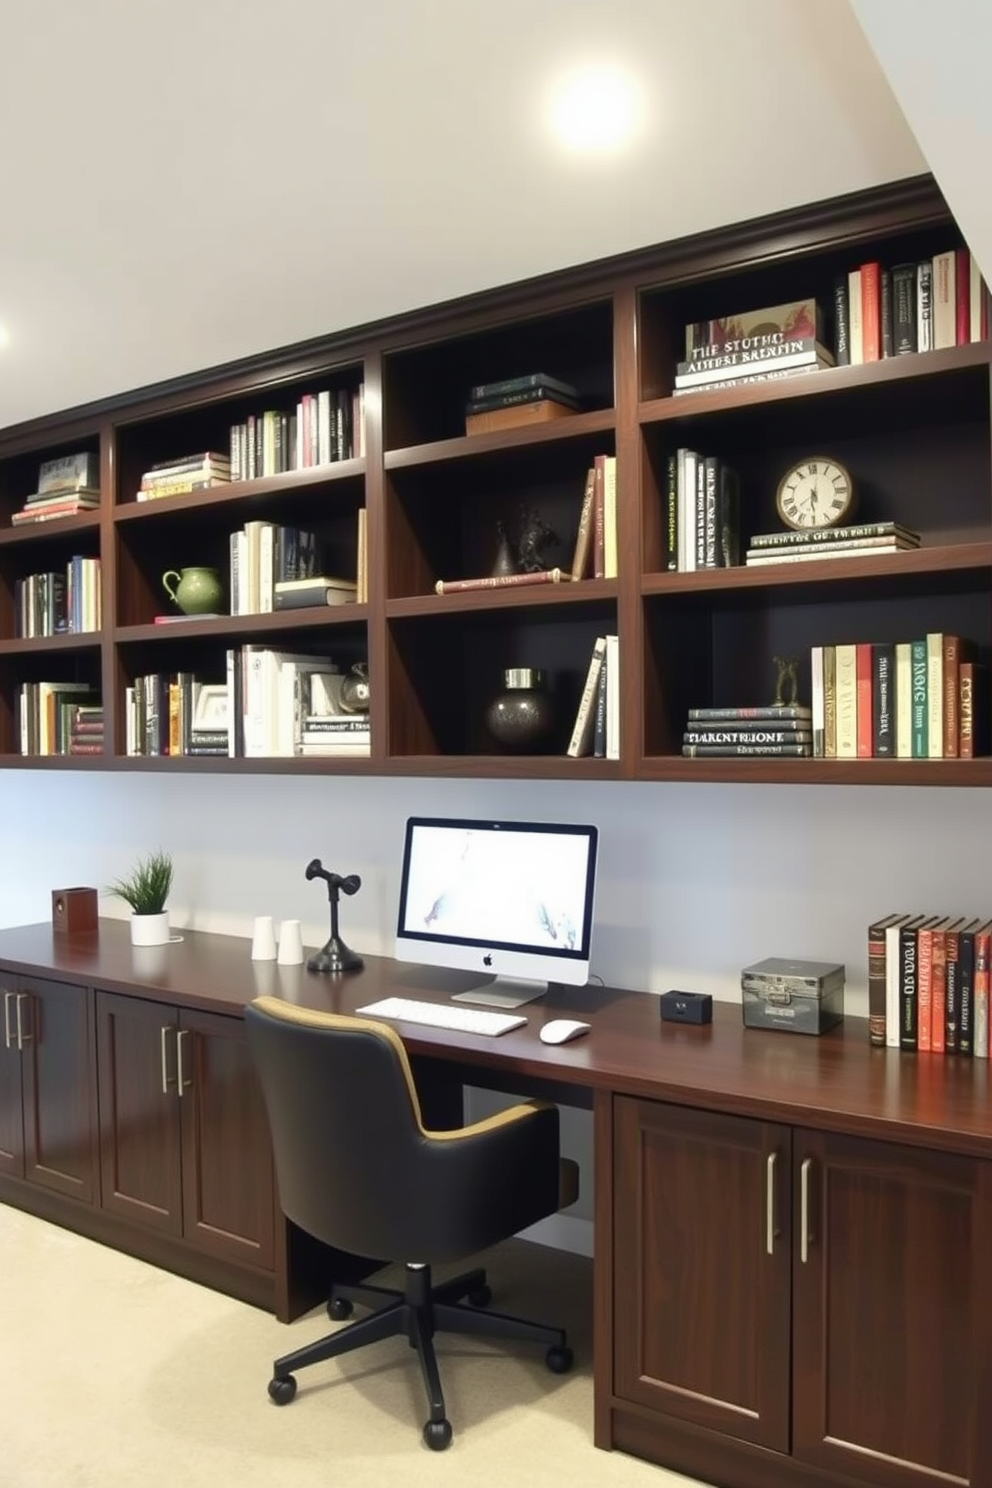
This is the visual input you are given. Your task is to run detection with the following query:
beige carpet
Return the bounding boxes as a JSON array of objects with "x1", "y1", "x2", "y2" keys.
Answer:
[{"x1": 0, "y1": 1204, "x2": 709, "y2": 1488}]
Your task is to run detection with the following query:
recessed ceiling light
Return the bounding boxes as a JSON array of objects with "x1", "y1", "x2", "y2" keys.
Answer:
[{"x1": 548, "y1": 65, "x2": 641, "y2": 154}]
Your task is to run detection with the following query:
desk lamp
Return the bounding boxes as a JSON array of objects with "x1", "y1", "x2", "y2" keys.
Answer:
[{"x1": 304, "y1": 858, "x2": 364, "y2": 973}]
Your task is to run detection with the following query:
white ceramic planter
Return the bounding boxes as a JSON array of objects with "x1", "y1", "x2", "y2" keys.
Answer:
[{"x1": 130, "y1": 911, "x2": 169, "y2": 947}]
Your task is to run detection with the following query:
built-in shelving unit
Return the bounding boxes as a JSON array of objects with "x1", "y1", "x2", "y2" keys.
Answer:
[{"x1": 1, "y1": 173, "x2": 988, "y2": 783}]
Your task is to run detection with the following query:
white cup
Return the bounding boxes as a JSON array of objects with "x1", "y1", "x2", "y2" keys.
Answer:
[
  {"x1": 277, "y1": 919, "x2": 304, "y2": 966},
  {"x1": 251, "y1": 915, "x2": 277, "y2": 961}
]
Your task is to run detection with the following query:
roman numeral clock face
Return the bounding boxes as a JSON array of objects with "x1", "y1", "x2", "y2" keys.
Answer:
[{"x1": 775, "y1": 457, "x2": 854, "y2": 530}]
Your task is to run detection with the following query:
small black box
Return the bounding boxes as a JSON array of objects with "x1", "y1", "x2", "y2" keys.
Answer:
[{"x1": 659, "y1": 990, "x2": 713, "y2": 1025}]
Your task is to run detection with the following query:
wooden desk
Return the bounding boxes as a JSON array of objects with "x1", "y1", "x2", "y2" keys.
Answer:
[{"x1": 1, "y1": 920, "x2": 990, "y2": 1488}]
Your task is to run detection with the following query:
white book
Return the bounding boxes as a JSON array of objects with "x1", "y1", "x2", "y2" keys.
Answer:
[
  {"x1": 885, "y1": 919, "x2": 904, "y2": 1049},
  {"x1": 895, "y1": 642, "x2": 912, "y2": 758},
  {"x1": 932, "y1": 251, "x2": 956, "y2": 349},
  {"x1": 125, "y1": 685, "x2": 136, "y2": 757},
  {"x1": 605, "y1": 634, "x2": 620, "y2": 759},
  {"x1": 681, "y1": 450, "x2": 698, "y2": 573},
  {"x1": 926, "y1": 632, "x2": 944, "y2": 759},
  {"x1": 810, "y1": 646, "x2": 824, "y2": 758},
  {"x1": 848, "y1": 269, "x2": 863, "y2": 364},
  {"x1": 258, "y1": 523, "x2": 275, "y2": 613},
  {"x1": 834, "y1": 644, "x2": 857, "y2": 758},
  {"x1": 567, "y1": 637, "x2": 606, "y2": 758},
  {"x1": 603, "y1": 456, "x2": 618, "y2": 579}
]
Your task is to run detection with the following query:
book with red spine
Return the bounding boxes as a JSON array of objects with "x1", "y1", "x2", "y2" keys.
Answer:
[
  {"x1": 860, "y1": 262, "x2": 881, "y2": 362},
  {"x1": 856, "y1": 643, "x2": 874, "y2": 757},
  {"x1": 916, "y1": 917, "x2": 947, "y2": 1052},
  {"x1": 955, "y1": 248, "x2": 971, "y2": 344},
  {"x1": 974, "y1": 922, "x2": 992, "y2": 1059}
]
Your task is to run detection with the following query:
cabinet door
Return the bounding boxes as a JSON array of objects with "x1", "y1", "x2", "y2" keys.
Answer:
[
  {"x1": 0, "y1": 983, "x2": 25, "y2": 1176},
  {"x1": 793, "y1": 1130, "x2": 992, "y2": 1488},
  {"x1": 613, "y1": 1096, "x2": 792, "y2": 1451},
  {"x1": 96, "y1": 991, "x2": 182, "y2": 1235},
  {"x1": 20, "y1": 977, "x2": 97, "y2": 1201},
  {"x1": 178, "y1": 1008, "x2": 275, "y2": 1270}
]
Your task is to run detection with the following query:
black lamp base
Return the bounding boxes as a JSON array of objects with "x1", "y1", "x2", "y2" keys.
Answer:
[{"x1": 307, "y1": 935, "x2": 364, "y2": 975}]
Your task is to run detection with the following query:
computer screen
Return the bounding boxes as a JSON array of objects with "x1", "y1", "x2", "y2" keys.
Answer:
[{"x1": 395, "y1": 816, "x2": 599, "y2": 1007}]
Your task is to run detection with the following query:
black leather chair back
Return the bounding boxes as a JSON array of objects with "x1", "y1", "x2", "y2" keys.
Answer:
[{"x1": 245, "y1": 998, "x2": 562, "y2": 1264}]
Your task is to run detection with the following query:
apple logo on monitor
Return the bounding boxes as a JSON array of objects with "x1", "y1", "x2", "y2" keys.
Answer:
[{"x1": 483, "y1": 953, "x2": 492, "y2": 966}]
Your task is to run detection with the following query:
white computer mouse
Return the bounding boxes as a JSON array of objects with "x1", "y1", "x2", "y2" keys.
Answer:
[{"x1": 539, "y1": 1019, "x2": 592, "y2": 1045}]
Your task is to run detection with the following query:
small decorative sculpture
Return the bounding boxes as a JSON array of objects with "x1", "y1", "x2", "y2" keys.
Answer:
[
  {"x1": 772, "y1": 655, "x2": 800, "y2": 707},
  {"x1": 304, "y1": 858, "x2": 364, "y2": 973},
  {"x1": 491, "y1": 520, "x2": 517, "y2": 577},
  {"x1": 516, "y1": 509, "x2": 558, "y2": 572}
]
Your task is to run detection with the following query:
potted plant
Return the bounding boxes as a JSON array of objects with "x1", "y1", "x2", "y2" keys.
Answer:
[{"x1": 109, "y1": 850, "x2": 174, "y2": 946}]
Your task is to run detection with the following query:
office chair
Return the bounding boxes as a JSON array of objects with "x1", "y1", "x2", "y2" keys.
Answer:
[{"x1": 245, "y1": 995, "x2": 578, "y2": 1450}]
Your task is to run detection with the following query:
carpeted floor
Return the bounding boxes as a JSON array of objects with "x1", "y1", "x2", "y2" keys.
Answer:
[{"x1": 0, "y1": 1204, "x2": 709, "y2": 1488}]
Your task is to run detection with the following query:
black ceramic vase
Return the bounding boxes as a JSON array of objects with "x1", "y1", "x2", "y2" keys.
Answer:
[{"x1": 485, "y1": 668, "x2": 555, "y2": 752}]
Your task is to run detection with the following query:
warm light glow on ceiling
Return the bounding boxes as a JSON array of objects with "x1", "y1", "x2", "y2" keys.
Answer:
[
  {"x1": 548, "y1": 65, "x2": 641, "y2": 153},
  {"x1": 0, "y1": 324, "x2": 10, "y2": 350}
]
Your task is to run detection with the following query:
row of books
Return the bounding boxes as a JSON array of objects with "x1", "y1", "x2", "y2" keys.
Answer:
[
  {"x1": 744, "y1": 520, "x2": 920, "y2": 566},
  {"x1": 810, "y1": 634, "x2": 985, "y2": 759},
  {"x1": 229, "y1": 385, "x2": 365, "y2": 480},
  {"x1": 123, "y1": 656, "x2": 369, "y2": 760},
  {"x1": 14, "y1": 556, "x2": 101, "y2": 638},
  {"x1": 228, "y1": 521, "x2": 319, "y2": 616},
  {"x1": 681, "y1": 705, "x2": 812, "y2": 758},
  {"x1": 566, "y1": 635, "x2": 620, "y2": 759},
  {"x1": 835, "y1": 249, "x2": 989, "y2": 365},
  {"x1": 464, "y1": 373, "x2": 581, "y2": 436},
  {"x1": 868, "y1": 911, "x2": 992, "y2": 1055},
  {"x1": 18, "y1": 682, "x2": 99, "y2": 756},
  {"x1": 664, "y1": 449, "x2": 741, "y2": 571}
]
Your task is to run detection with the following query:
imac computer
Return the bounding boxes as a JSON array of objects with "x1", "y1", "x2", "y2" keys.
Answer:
[{"x1": 395, "y1": 816, "x2": 599, "y2": 1009}]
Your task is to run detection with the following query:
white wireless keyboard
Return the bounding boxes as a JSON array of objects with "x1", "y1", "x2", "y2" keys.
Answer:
[{"x1": 356, "y1": 996, "x2": 526, "y2": 1037}]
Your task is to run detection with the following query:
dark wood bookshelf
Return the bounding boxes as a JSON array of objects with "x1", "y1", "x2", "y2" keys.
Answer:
[{"x1": 1, "y1": 172, "x2": 989, "y2": 781}]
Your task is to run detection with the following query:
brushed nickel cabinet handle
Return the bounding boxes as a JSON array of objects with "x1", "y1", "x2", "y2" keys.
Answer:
[
  {"x1": 176, "y1": 1029, "x2": 189, "y2": 1097},
  {"x1": 3, "y1": 991, "x2": 11, "y2": 1050},
  {"x1": 160, "y1": 1025, "x2": 173, "y2": 1095},
  {"x1": 800, "y1": 1156, "x2": 813, "y2": 1264},
  {"x1": 766, "y1": 1151, "x2": 778, "y2": 1256},
  {"x1": 15, "y1": 992, "x2": 31, "y2": 1049}
]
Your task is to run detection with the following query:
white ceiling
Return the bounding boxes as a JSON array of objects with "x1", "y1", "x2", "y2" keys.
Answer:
[{"x1": 0, "y1": 0, "x2": 930, "y2": 433}]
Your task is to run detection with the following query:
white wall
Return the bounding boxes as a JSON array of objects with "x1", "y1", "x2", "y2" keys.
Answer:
[
  {"x1": 3, "y1": 771, "x2": 987, "y2": 994},
  {"x1": 4, "y1": 770, "x2": 987, "y2": 1254}
]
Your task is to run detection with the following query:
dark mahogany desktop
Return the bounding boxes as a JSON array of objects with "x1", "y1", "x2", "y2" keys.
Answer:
[{"x1": 2, "y1": 919, "x2": 990, "y2": 1488}]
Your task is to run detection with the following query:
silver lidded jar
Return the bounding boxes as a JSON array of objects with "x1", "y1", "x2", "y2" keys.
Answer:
[{"x1": 485, "y1": 668, "x2": 555, "y2": 752}]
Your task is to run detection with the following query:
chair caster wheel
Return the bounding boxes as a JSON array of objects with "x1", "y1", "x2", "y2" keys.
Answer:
[
  {"x1": 328, "y1": 1296, "x2": 353, "y2": 1321},
  {"x1": 268, "y1": 1374, "x2": 297, "y2": 1404},
  {"x1": 467, "y1": 1284, "x2": 492, "y2": 1307},
  {"x1": 423, "y1": 1417, "x2": 453, "y2": 1451},
  {"x1": 546, "y1": 1344, "x2": 573, "y2": 1374}
]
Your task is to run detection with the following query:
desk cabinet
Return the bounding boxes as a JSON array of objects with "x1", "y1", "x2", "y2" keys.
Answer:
[
  {"x1": 96, "y1": 992, "x2": 274, "y2": 1271},
  {"x1": 612, "y1": 1096, "x2": 992, "y2": 1488},
  {"x1": 0, "y1": 975, "x2": 96, "y2": 1202}
]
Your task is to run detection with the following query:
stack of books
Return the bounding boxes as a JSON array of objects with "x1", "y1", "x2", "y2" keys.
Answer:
[
  {"x1": 12, "y1": 451, "x2": 100, "y2": 525},
  {"x1": 674, "y1": 299, "x2": 834, "y2": 397},
  {"x1": 464, "y1": 373, "x2": 582, "y2": 435},
  {"x1": 836, "y1": 249, "x2": 989, "y2": 364},
  {"x1": 274, "y1": 576, "x2": 358, "y2": 610},
  {"x1": 14, "y1": 555, "x2": 101, "y2": 637},
  {"x1": 297, "y1": 669, "x2": 370, "y2": 759},
  {"x1": 69, "y1": 705, "x2": 105, "y2": 758},
  {"x1": 745, "y1": 520, "x2": 920, "y2": 566},
  {"x1": 682, "y1": 705, "x2": 813, "y2": 758},
  {"x1": 136, "y1": 452, "x2": 230, "y2": 502}
]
